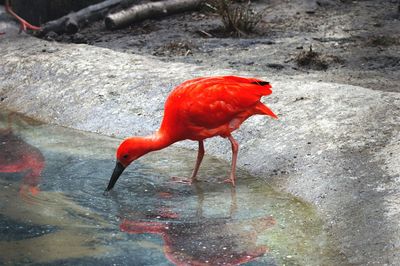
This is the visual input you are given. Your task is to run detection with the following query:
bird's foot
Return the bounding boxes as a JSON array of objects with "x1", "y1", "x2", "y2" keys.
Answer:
[
  {"x1": 18, "y1": 21, "x2": 41, "y2": 33},
  {"x1": 222, "y1": 177, "x2": 236, "y2": 187},
  {"x1": 18, "y1": 18, "x2": 41, "y2": 33},
  {"x1": 171, "y1": 176, "x2": 195, "y2": 185},
  {"x1": 5, "y1": 1, "x2": 41, "y2": 33}
]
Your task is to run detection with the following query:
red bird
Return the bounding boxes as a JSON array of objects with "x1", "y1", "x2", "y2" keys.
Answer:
[
  {"x1": 3, "y1": 0, "x2": 41, "y2": 33},
  {"x1": 106, "y1": 76, "x2": 277, "y2": 191}
]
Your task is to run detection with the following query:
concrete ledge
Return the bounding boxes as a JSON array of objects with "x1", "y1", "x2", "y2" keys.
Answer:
[{"x1": 1, "y1": 28, "x2": 400, "y2": 264}]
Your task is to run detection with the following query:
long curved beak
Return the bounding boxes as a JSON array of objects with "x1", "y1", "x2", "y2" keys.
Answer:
[{"x1": 105, "y1": 162, "x2": 126, "y2": 191}]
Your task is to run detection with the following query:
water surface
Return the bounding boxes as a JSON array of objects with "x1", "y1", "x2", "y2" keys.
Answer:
[{"x1": 0, "y1": 109, "x2": 335, "y2": 265}]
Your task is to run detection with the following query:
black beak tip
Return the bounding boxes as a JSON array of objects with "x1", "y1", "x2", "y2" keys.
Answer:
[
  {"x1": 105, "y1": 161, "x2": 125, "y2": 194},
  {"x1": 105, "y1": 183, "x2": 114, "y2": 192}
]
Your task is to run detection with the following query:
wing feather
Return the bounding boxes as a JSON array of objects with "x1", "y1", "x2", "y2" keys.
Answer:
[{"x1": 171, "y1": 76, "x2": 272, "y2": 129}]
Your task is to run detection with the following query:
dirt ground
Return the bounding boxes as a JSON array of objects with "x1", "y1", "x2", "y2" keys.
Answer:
[{"x1": 46, "y1": 0, "x2": 400, "y2": 93}]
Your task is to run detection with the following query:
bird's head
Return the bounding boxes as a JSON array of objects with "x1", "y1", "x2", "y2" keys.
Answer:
[{"x1": 105, "y1": 138, "x2": 147, "y2": 192}]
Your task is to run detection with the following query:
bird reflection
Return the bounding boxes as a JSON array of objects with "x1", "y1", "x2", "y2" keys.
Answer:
[
  {"x1": 119, "y1": 184, "x2": 275, "y2": 266},
  {"x1": 0, "y1": 112, "x2": 45, "y2": 198}
]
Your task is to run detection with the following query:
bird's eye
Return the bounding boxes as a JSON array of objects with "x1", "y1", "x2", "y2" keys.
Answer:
[{"x1": 123, "y1": 154, "x2": 129, "y2": 159}]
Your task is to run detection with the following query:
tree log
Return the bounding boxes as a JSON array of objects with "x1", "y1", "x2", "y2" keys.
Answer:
[
  {"x1": 39, "y1": 0, "x2": 128, "y2": 35},
  {"x1": 105, "y1": 0, "x2": 203, "y2": 30}
]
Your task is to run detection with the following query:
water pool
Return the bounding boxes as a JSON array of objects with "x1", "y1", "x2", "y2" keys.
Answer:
[{"x1": 0, "y1": 109, "x2": 336, "y2": 265}]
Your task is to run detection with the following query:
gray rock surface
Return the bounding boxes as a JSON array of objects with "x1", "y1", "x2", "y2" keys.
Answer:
[{"x1": 1, "y1": 22, "x2": 400, "y2": 265}]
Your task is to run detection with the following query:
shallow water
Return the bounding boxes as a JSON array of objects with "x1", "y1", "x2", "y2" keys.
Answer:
[{"x1": 0, "y1": 109, "x2": 336, "y2": 265}]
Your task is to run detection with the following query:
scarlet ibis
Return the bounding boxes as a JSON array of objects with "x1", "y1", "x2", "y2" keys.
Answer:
[
  {"x1": 106, "y1": 76, "x2": 277, "y2": 191},
  {"x1": 4, "y1": 0, "x2": 41, "y2": 33}
]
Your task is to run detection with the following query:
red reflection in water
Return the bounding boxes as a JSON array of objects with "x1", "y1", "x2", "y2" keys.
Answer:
[
  {"x1": 0, "y1": 113, "x2": 45, "y2": 198},
  {"x1": 120, "y1": 188, "x2": 276, "y2": 266},
  {"x1": 157, "y1": 191, "x2": 173, "y2": 198}
]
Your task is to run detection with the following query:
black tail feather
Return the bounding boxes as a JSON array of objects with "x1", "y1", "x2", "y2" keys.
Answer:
[{"x1": 251, "y1": 81, "x2": 270, "y2": 86}]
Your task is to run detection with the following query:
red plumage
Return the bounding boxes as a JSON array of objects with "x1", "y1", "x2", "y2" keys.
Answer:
[
  {"x1": 106, "y1": 76, "x2": 277, "y2": 190},
  {"x1": 160, "y1": 76, "x2": 277, "y2": 140}
]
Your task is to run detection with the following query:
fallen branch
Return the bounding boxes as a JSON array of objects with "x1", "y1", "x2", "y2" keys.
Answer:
[
  {"x1": 105, "y1": 0, "x2": 203, "y2": 30},
  {"x1": 196, "y1": 29, "x2": 213, "y2": 38},
  {"x1": 39, "y1": 0, "x2": 126, "y2": 35}
]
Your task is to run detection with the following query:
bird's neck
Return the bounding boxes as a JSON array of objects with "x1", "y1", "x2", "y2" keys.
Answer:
[{"x1": 141, "y1": 130, "x2": 175, "y2": 154}]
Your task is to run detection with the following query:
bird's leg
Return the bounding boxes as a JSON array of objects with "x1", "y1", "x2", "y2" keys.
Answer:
[
  {"x1": 190, "y1": 140, "x2": 205, "y2": 182},
  {"x1": 5, "y1": 0, "x2": 41, "y2": 33},
  {"x1": 224, "y1": 135, "x2": 239, "y2": 186},
  {"x1": 172, "y1": 140, "x2": 204, "y2": 184}
]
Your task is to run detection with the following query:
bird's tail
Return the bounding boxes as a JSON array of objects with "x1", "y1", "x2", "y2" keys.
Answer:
[
  {"x1": 255, "y1": 102, "x2": 278, "y2": 119},
  {"x1": 249, "y1": 79, "x2": 273, "y2": 97},
  {"x1": 222, "y1": 76, "x2": 273, "y2": 95}
]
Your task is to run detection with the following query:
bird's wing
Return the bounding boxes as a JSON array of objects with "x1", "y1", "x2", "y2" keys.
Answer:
[{"x1": 175, "y1": 76, "x2": 273, "y2": 129}]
